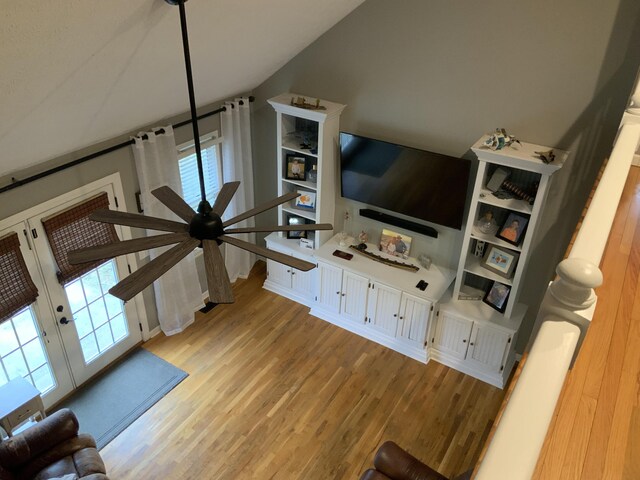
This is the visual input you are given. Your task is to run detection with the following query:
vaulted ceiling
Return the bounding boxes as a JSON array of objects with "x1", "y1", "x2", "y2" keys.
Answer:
[{"x1": 0, "y1": 0, "x2": 365, "y2": 177}]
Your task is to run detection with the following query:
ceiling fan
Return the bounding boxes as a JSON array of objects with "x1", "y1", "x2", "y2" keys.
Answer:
[{"x1": 67, "y1": 0, "x2": 331, "y2": 304}]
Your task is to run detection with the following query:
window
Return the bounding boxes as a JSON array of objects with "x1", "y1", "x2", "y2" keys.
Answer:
[{"x1": 178, "y1": 133, "x2": 223, "y2": 211}]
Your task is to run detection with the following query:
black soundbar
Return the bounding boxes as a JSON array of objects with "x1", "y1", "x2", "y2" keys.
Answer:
[{"x1": 359, "y1": 209, "x2": 438, "y2": 239}]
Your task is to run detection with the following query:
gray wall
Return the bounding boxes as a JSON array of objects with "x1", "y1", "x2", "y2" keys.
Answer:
[
  {"x1": 252, "y1": 0, "x2": 640, "y2": 351},
  {"x1": 0, "y1": 99, "x2": 233, "y2": 332}
]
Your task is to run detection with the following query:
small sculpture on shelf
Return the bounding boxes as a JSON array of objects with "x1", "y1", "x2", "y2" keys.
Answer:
[
  {"x1": 477, "y1": 211, "x2": 497, "y2": 234},
  {"x1": 535, "y1": 149, "x2": 555, "y2": 164},
  {"x1": 357, "y1": 230, "x2": 368, "y2": 248},
  {"x1": 290, "y1": 96, "x2": 327, "y2": 111},
  {"x1": 484, "y1": 128, "x2": 521, "y2": 151}
]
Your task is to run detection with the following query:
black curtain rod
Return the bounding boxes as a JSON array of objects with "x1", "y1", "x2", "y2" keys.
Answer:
[{"x1": 0, "y1": 96, "x2": 255, "y2": 195}]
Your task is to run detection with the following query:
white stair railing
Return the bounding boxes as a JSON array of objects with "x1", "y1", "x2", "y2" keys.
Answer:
[{"x1": 475, "y1": 68, "x2": 640, "y2": 480}]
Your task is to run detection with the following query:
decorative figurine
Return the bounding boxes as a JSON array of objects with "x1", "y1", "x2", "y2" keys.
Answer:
[
  {"x1": 477, "y1": 211, "x2": 497, "y2": 234},
  {"x1": 484, "y1": 128, "x2": 521, "y2": 151},
  {"x1": 535, "y1": 149, "x2": 555, "y2": 164},
  {"x1": 358, "y1": 230, "x2": 368, "y2": 246},
  {"x1": 290, "y1": 96, "x2": 327, "y2": 111}
]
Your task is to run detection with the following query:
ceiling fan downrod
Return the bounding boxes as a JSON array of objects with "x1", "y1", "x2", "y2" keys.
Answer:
[{"x1": 169, "y1": 0, "x2": 209, "y2": 214}]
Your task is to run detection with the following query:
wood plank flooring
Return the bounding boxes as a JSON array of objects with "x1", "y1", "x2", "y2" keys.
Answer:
[
  {"x1": 533, "y1": 165, "x2": 640, "y2": 479},
  {"x1": 101, "y1": 262, "x2": 506, "y2": 480}
]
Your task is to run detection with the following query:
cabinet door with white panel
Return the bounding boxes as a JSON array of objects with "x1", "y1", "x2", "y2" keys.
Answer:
[
  {"x1": 430, "y1": 302, "x2": 522, "y2": 388},
  {"x1": 291, "y1": 267, "x2": 314, "y2": 301},
  {"x1": 432, "y1": 310, "x2": 473, "y2": 360},
  {"x1": 466, "y1": 323, "x2": 512, "y2": 373},
  {"x1": 341, "y1": 271, "x2": 369, "y2": 325},
  {"x1": 266, "y1": 259, "x2": 292, "y2": 289},
  {"x1": 366, "y1": 282, "x2": 402, "y2": 337},
  {"x1": 263, "y1": 237, "x2": 316, "y2": 306},
  {"x1": 316, "y1": 262, "x2": 343, "y2": 314},
  {"x1": 398, "y1": 294, "x2": 432, "y2": 348}
]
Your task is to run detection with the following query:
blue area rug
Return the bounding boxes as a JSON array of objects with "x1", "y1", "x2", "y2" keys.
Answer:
[{"x1": 58, "y1": 348, "x2": 187, "y2": 449}]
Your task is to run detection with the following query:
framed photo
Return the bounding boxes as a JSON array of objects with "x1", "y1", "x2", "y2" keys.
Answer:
[
  {"x1": 496, "y1": 211, "x2": 529, "y2": 246},
  {"x1": 483, "y1": 281, "x2": 511, "y2": 313},
  {"x1": 294, "y1": 190, "x2": 316, "y2": 210},
  {"x1": 379, "y1": 228, "x2": 412, "y2": 259},
  {"x1": 482, "y1": 245, "x2": 519, "y2": 279},
  {"x1": 286, "y1": 155, "x2": 306, "y2": 181},
  {"x1": 286, "y1": 215, "x2": 307, "y2": 239}
]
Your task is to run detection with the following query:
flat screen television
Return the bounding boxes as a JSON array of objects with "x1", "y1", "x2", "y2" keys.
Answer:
[{"x1": 340, "y1": 132, "x2": 471, "y2": 230}]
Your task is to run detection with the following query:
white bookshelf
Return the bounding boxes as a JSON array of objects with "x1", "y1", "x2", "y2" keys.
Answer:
[{"x1": 267, "y1": 93, "x2": 346, "y2": 249}]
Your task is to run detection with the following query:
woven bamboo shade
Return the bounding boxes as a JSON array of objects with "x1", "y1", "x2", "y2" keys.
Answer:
[
  {"x1": 42, "y1": 192, "x2": 119, "y2": 285},
  {"x1": 0, "y1": 232, "x2": 39, "y2": 323}
]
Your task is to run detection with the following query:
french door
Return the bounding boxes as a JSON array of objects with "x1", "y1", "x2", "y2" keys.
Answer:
[{"x1": 0, "y1": 174, "x2": 144, "y2": 408}]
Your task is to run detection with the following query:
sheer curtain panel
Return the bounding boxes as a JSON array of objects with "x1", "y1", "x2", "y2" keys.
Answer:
[
  {"x1": 133, "y1": 126, "x2": 203, "y2": 335},
  {"x1": 221, "y1": 98, "x2": 256, "y2": 282}
]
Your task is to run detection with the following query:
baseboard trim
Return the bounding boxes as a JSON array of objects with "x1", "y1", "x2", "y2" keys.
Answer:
[{"x1": 148, "y1": 326, "x2": 162, "y2": 338}]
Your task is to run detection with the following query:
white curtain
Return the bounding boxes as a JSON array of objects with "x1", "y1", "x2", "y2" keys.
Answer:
[
  {"x1": 132, "y1": 126, "x2": 203, "y2": 335},
  {"x1": 221, "y1": 98, "x2": 256, "y2": 282}
]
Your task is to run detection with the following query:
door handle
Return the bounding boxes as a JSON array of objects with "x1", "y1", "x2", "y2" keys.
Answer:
[{"x1": 59, "y1": 317, "x2": 73, "y2": 325}]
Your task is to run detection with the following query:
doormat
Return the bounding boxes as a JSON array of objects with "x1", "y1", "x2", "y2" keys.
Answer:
[{"x1": 57, "y1": 348, "x2": 188, "y2": 450}]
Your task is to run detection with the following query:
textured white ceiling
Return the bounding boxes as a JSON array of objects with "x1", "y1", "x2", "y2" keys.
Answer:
[{"x1": 0, "y1": 0, "x2": 364, "y2": 176}]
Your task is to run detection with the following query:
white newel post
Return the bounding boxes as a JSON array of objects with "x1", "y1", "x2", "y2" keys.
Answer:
[{"x1": 549, "y1": 258, "x2": 603, "y2": 309}]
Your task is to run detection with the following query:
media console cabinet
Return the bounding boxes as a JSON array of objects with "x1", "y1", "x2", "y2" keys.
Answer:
[
  {"x1": 263, "y1": 94, "x2": 565, "y2": 388},
  {"x1": 264, "y1": 233, "x2": 524, "y2": 388},
  {"x1": 265, "y1": 233, "x2": 455, "y2": 363}
]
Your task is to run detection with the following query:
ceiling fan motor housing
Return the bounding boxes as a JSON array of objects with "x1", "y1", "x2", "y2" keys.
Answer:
[{"x1": 189, "y1": 212, "x2": 224, "y2": 244}]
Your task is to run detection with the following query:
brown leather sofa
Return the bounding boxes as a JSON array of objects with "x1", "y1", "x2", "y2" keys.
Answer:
[
  {"x1": 360, "y1": 441, "x2": 471, "y2": 480},
  {"x1": 0, "y1": 408, "x2": 108, "y2": 480}
]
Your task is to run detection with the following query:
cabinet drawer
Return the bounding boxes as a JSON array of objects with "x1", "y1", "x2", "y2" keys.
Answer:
[{"x1": 4, "y1": 398, "x2": 42, "y2": 430}]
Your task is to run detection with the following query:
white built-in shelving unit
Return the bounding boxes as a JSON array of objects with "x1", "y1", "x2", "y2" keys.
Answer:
[
  {"x1": 265, "y1": 93, "x2": 346, "y2": 250},
  {"x1": 430, "y1": 135, "x2": 568, "y2": 387}
]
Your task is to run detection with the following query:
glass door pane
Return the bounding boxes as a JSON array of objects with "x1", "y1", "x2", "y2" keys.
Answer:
[
  {"x1": 0, "y1": 306, "x2": 56, "y2": 394},
  {"x1": 64, "y1": 261, "x2": 129, "y2": 364}
]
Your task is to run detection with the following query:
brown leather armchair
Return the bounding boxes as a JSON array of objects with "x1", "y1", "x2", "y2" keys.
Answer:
[
  {"x1": 0, "y1": 408, "x2": 108, "y2": 480},
  {"x1": 360, "y1": 441, "x2": 471, "y2": 480}
]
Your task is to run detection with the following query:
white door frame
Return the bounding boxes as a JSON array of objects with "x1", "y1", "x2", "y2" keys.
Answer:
[
  {"x1": 0, "y1": 173, "x2": 151, "y2": 342},
  {"x1": 0, "y1": 222, "x2": 75, "y2": 408}
]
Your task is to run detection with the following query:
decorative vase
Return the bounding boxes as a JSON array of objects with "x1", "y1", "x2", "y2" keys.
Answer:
[{"x1": 308, "y1": 164, "x2": 318, "y2": 183}]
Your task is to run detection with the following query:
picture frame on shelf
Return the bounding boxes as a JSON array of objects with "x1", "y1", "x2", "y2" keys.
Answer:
[
  {"x1": 496, "y1": 211, "x2": 529, "y2": 246},
  {"x1": 294, "y1": 190, "x2": 316, "y2": 210},
  {"x1": 483, "y1": 281, "x2": 511, "y2": 313},
  {"x1": 379, "y1": 228, "x2": 412, "y2": 259},
  {"x1": 285, "y1": 155, "x2": 306, "y2": 181},
  {"x1": 482, "y1": 245, "x2": 519, "y2": 279},
  {"x1": 286, "y1": 215, "x2": 307, "y2": 239}
]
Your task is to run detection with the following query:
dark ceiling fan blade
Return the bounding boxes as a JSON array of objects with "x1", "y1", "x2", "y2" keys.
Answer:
[
  {"x1": 224, "y1": 223, "x2": 333, "y2": 234},
  {"x1": 211, "y1": 181, "x2": 240, "y2": 217},
  {"x1": 202, "y1": 240, "x2": 234, "y2": 304},
  {"x1": 151, "y1": 186, "x2": 196, "y2": 222},
  {"x1": 220, "y1": 235, "x2": 316, "y2": 271},
  {"x1": 91, "y1": 209, "x2": 188, "y2": 233},
  {"x1": 68, "y1": 233, "x2": 190, "y2": 265},
  {"x1": 109, "y1": 237, "x2": 200, "y2": 301},
  {"x1": 223, "y1": 192, "x2": 300, "y2": 228}
]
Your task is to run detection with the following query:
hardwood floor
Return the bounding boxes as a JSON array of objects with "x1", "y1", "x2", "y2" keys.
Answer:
[
  {"x1": 101, "y1": 262, "x2": 506, "y2": 480},
  {"x1": 533, "y1": 166, "x2": 640, "y2": 479}
]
